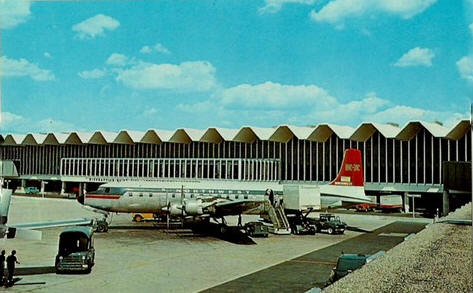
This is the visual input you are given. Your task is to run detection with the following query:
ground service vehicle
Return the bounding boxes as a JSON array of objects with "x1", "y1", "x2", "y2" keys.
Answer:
[
  {"x1": 25, "y1": 187, "x2": 39, "y2": 194},
  {"x1": 286, "y1": 211, "x2": 317, "y2": 235},
  {"x1": 355, "y1": 203, "x2": 376, "y2": 212},
  {"x1": 328, "y1": 251, "x2": 385, "y2": 284},
  {"x1": 132, "y1": 213, "x2": 156, "y2": 222},
  {"x1": 356, "y1": 195, "x2": 402, "y2": 212},
  {"x1": 55, "y1": 226, "x2": 95, "y2": 274},
  {"x1": 244, "y1": 222, "x2": 269, "y2": 237},
  {"x1": 314, "y1": 214, "x2": 347, "y2": 234}
]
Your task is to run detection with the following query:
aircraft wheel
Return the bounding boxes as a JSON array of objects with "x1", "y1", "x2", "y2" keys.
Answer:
[
  {"x1": 220, "y1": 225, "x2": 227, "y2": 234},
  {"x1": 134, "y1": 215, "x2": 143, "y2": 222},
  {"x1": 96, "y1": 222, "x2": 108, "y2": 233},
  {"x1": 328, "y1": 227, "x2": 334, "y2": 235}
]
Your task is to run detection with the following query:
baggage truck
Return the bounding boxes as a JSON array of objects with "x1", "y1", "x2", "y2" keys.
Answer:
[{"x1": 283, "y1": 185, "x2": 321, "y2": 212}]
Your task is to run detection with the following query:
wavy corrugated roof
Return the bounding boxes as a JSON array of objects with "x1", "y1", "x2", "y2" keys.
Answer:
[
  {"x1": 396, "y1": 121, "x2": 449, "y2": 141},
  {"x1": 351, "y1": 123, "x2": 401, "y2": 142},
  {"x1": 22, "y1": 133, "x2": 47, "y2": 145},
  {"x1": 0, "y1": 120, "x2": 469, "y2": 146},
  {"x1": 3, "y1": 134, "x2": 26, "y2": 146}
]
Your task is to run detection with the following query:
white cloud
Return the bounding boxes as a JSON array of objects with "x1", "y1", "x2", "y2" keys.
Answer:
[
  {"x1": 1, "y1": 56, "x2": 55, "y2": 81},
  {"x1": 220, "y1": 82, "x2": 337, "y2": 109},
  {"x1": 178, "y1": 81, "x2": 463, "y2": 127},
  {"x1": 259, "y1": 0, "x2": 316, "y2": 14},
  {"x1": 106, "y1": 53, "x2": 134, "y2": 66},
  {"x1": 310, "y1": 0, "x2": 436, "y2": 24},
  {"x1": 72, "y1": 14, "x2": 119, "y2": 39},
  {"x1": 154, "y1": 43, "x2": 171, "y2": 54},
  {"x1": 140, "y1": 43, "x2": 171, "y2": 54},
  {"x1": 0, "y1": 0, "x2": 31, "y2": 29},
  {"x1": 0, "y1": 112, "x2": 78, "y2": 133},
  {"x1": 394, "y1": 47, "x2": 435, "y2": 67},
  {"x1": 143, "y1": 107, "x2": 158, "y2": 116},
  {"x1": 456, "y1": 55, "x2": 473, "y2": 82},
  {"x1": 116, "y1": 61, "x2": 217, "y2": 91},
  {"x1": 78, "y1": 68, "x2": 106, "y2": 79},
  {"x1": 139, "y1": 46, "x2": 152, "y2": 54},
  {"x1": 366, "y1": 105, "x2": 465, "y2": 127},
  {"x1": 44, "y1": 52, "x2": 52, "y2": 59}
]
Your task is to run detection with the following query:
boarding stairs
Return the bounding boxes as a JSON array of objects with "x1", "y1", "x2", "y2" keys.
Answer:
[{"x1": 263, "y1": 201, "x2": 291, "y2": 235}]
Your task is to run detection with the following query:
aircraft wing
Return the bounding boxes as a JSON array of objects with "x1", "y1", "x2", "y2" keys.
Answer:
[
  {"x1": 5, "y1": 218, "x2": 93, "y2": 241},
  {"x1": 213, "y1": 200, "x2": 264, "y2": 216},
  {"x1": 13, "y1": 218, "x2": 93, "y2": 230}
]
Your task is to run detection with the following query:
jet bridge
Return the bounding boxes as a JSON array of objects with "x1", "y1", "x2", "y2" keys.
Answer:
[{"x1": 60, "y1": 157, "x2": 281, "y2": 182}]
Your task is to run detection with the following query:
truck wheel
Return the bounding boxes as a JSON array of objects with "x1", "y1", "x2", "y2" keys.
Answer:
[
  {"x1": 133, "y1": 215, "x2": 143, "y2": 222},
  {"x1": 328, "y1": 227, "x2": 334, "y2": 235},
  {"x1": 84, "y1": 265, "x2": 92, "y2": 274}
]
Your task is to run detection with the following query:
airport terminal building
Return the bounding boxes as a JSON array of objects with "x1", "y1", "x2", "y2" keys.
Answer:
[{"x1": 0, "y1": 120, "x2": 470, "y2": 206}]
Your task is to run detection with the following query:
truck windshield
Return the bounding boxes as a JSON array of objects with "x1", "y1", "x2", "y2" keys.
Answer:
[{"x1": 59, "y1": 232, "x2": 89, "y2": 256}]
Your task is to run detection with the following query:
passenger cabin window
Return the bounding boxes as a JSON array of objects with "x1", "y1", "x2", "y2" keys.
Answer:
[
  {"x1": 244, "y1": 195, "x2": 248, "y2": 199},
  {"x1": 235, "y1": 195, "x2": 239, "y2": 199},
  {"x1": 139, "y1": 193, "x2": 143, "y2": 197},
  {"x1": 172, "y1": 194, "x2": 175, "y2": 198},
  {"x1": 190, "y1": 194, "x2": 194, "y2": 198},
  {"x1": 129, "y1": 193, "x2": 133, "y2": 197},
  {"x1": 149, "y1": 194, "x2": 153, "y2": 197}
]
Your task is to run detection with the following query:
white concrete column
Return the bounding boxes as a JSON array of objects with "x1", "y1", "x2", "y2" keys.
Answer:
[
  {"x1": 403, "y1": 192, "x2": 410, "y2": 213},
  {"x1": 19, "y1": 179, "x2": 26, "y2": 193}
]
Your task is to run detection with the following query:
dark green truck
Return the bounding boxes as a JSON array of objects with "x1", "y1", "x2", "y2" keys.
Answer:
[
  {"x1": 314, "y1": 214, "x2": 347, "y2": 234},
  {"x1": 55, "y1": 226, "x2": 95, "y2": 274}
]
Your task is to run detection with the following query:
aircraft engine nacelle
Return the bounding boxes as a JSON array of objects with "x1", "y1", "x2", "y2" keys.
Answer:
[
  {"x1": 183, "y1": 199, "x2": 204, "y2": 215},
  {"x1": 168, "y1": 204, "x2": 183, "y2": 216}
]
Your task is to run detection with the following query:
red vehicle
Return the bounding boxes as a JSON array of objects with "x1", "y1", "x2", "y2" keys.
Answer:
[
  {"x1": 355, "y1": 203, "x2": 376, "y2": 212},
  {"x1": 355, "y1": 195, "x2": 402, "y2": 212}
]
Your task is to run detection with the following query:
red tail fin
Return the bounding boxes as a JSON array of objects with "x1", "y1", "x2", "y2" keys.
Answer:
[{"x1": 330, "y1": 149, "x2": 364, "y2": 187}]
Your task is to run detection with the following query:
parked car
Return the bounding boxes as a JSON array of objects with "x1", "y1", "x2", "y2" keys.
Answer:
[
  {"x1": 314, "y1": 214, "x2": 347, "y2": 234},
  {"x1": 25, "y1": 187, "x2": 39, "y2": 194}
]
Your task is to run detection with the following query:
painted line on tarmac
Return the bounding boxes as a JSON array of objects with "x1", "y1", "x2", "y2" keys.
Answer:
[{"x1": 289, "y1": 259, "x2": 337, "y2": 266}]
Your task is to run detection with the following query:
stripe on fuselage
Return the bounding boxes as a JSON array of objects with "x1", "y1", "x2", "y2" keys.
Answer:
[{"x1": 86, "y1": 194, "x2": 121, "y2": 200}]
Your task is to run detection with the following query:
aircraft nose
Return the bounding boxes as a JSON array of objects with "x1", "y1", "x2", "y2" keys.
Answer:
[{"x1": 77, "y1": 194, "x2": 85, "y2": 205}]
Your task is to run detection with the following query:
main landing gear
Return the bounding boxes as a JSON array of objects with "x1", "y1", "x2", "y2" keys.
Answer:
[
  {"x1": 214, "y1": 217, "x2": 228, "y2": 234},
  {"x1": 93, "y1": 212, "x2": 111, "y2": 233}
]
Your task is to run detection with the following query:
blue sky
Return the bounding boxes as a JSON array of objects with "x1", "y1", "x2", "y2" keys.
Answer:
[{"x1": 1, "y1": 0, "x2": 472, "y2": 133}]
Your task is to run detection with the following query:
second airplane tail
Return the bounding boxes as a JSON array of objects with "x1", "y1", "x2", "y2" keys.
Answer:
[{"x1": 329, "y1": 149, "x2": 364, "y2": 187}]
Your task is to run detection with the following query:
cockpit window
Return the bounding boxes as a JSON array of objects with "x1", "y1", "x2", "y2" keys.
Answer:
[{"x1": 104, "y1": 188, "x2": 110, "y2": 193}]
